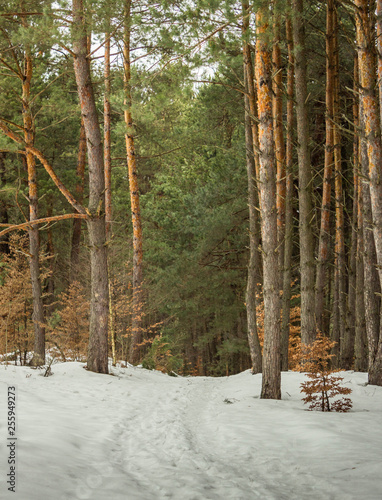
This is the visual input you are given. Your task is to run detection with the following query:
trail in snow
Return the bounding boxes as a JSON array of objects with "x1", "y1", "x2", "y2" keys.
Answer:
[{"x1": 0, "y1": 362, "x2": 381, "y2": 500}]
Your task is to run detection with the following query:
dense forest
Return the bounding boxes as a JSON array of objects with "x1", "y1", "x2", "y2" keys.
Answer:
[{"x1": 1, "y1": 0, "x2": 382, "y2": 399}]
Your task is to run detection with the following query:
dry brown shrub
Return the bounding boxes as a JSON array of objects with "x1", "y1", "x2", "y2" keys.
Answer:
[{"x1": 295, "y1": 333, "x2": 353, "y2": 412}]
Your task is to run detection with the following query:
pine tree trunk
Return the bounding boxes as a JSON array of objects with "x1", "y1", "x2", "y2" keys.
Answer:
[
  {"x1": 332, "y1": 5, "x2": 346, "y2": 367},
  {"x1": 355, "y1": 0, "x2": 382, "y2": 385},
  {"x1": 272, "y1": 11, "x2": 286, "y2": 291},
  {"x1": 70, "y1": 118, "x2": 86, "y2": 281},
  {"x1": 281, "y1": 13, "x2": 294, "y2": 371},
  {"x1": 0, "y1": 153, "x2": 9, "y2": 254},
  {"x1": 355, "y1": 174, "x2": 368, "y2": 371},
  {"x1": 104, "y1": 31, "x2": 112, "y2": 239},
  {"x1": 342, "y1": 56, "x2": 359, "y2": 369},
  {"x1": 22, "y1": 49, "x2": 45, "y2": 367},
  {"x1": 124, "y1": 0, "x2": 143, "y2": 364},
  {"x1": 315, "y1": 0, "x2": 334, "y2": 335},
  {"x1": 242, "y1": 1, "x2": 262, "y2": 374},
  {"x1": 292, "y1": 0, "x2": 316, "y2": 345},
  {"x1": 255, "y1": 11, "x2": 281, "y2": 400},
  {"x1": 377, "y1": 0, "x2": 382, "y2": 125},
  {"x1": 72, "y1": 0, "x2": 109, "y2": 374}
]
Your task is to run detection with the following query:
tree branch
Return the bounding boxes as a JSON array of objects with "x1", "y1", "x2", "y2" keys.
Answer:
[
  {"x1": 0, "y1": 213, "x2": 88, "y2": 238},
  {"x1": 0, "y1": 120, "x2": 88, "y2": 215}
]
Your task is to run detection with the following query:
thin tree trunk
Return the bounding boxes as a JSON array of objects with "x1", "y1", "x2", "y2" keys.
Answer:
[
  {"x1": 70, "y1": 117, "x2": 86, "y2": 281},
  {"x1": 332, "y1": 5, "x2": 346, "y2": 367},
  {"x1": 22, "y1": 48, "x2": 45, "y2": 366},
  {"x1": 281, "y1": 13, "x2": 294, "y2": 371},
  {"x1": 377, "y1": 0, "x2": 382, "y2": 125},
  {"x1": 293, "y1": 0, "x2": 316, "y2": 345},
  {"x1": 255, "y1": 10, "x2": 281, "y2": 399},
  {"x1": 272, "y1": 9, "x2": 286, "y2": 290},
  {"x1": 342, "y1": 56, "x2": 359, "y2": 369},
  {"x1": 124, "y1": 0, "x2": 143, "y2": 364},
  {"x1": 355, "y1": 0, "x2": 382, "y2": 385},
  {"x1": 315, "y1": 0, "x2": 334, "y2": 335},
  {"x1": 72, "y1": 0, "x2": 109, "y2": 374},
  {"x1": 104, "y1": 31, "x2": 112, "y2": 239},
  {"x1": 242, "y1": 1, "x2": 262, "y2": 374},
  {"x1": 355, "y1": 173, "x2": 368, "y2": 371},
  {"x1": 0, "y1": 153, "x2": 9, "y2": 254}
]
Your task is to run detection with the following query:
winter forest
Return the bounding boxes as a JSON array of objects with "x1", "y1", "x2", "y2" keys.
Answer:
[{"x1": 1, "y1": 1, "x2": 382, "y2": 499}]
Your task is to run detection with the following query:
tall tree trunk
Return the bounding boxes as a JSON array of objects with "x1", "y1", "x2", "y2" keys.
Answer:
[
  {"x1": 355, "y1": 173, "x2": 368, "y2": 371},
  {"x1": 355, "y1": 0, "x2": 382, "y2": 385},
  {"x1": 72, "y1": 0, "x2": 109, "y2": 374},
  {"x1": 342, "y1": 55, "x2": 359, "y2": 369},
  {"x1": 272, "y1": 9, "x2": 286, "y2": 290},
  {"x1": 292, "y1": 0, "x2": 316, "y2": 345},
  {"x1": 377, "y1": 0, "x2": 382, "y2": 125},
  {"x1": 0, "y1": 153, "x2": 9, "y2": 254},
  {"x1": 22, "y1": 47, "x2": 45, "y2": 366},
  {"x1": 124, "y1": 0, "x2": 144, "y2": 364},
  {"x1": 332, "y1": 5, "x2": 346, "y2": 366},
  {"x1": 315, "y1": 0, "x2": 334, "y2": 335},
  {"x1": 255, "y1": 10, "x2": 281, "y2": 399},
  {"x1": 281, "y1": 13, "x2": 294, "y2": 371},
  {"x1": 104, "y1": 31, "x2": 112, "y2": 239},
  {"x1": 70, "y1": 117, "x2": 86, "y2": 281},
  {"x1": 242, "y1": 1, "x2": 262, "y2": 374},
  {"x1": 104, "y1": 28, "x2": 117, "y2": 367}
]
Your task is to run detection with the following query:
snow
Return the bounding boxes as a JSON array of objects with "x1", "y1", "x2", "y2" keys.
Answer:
[{"x1": 1, "y1": 362, "x2": 381, "y2": 500}]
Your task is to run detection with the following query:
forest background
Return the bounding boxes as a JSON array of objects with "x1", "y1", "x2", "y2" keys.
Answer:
[{"x1": 1, "y1": 0, "x2": 382, "y2": 400}]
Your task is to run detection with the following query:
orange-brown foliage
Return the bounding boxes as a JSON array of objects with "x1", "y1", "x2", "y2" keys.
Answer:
[{"x1": 295, "y1": 333, "x2": 353, "y2": 412}]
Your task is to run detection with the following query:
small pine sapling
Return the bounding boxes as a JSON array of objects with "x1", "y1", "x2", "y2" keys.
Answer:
[{"x1": 296, "y1": 333, "x2": 352, "y2": 412}]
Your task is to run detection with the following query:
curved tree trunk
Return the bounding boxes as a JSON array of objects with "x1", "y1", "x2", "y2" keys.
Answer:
[
  {"x1": 72, "y1": 0, "x2": 109, "y2": 374},
  {"x1": 255, "y1": 10, "x2": 281, "y2": 400}
]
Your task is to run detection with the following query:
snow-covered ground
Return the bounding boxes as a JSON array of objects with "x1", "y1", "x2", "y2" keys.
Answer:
[{"x1": 0, "y1": 362, "x2": 381, "y2": 500}]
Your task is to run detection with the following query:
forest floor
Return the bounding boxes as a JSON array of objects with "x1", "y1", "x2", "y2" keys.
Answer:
[{"x1": 0, "y1": 361, "x2": 381, "y2": 500}]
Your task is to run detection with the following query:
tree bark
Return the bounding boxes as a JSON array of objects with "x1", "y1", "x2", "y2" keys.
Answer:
[
  {"x1": 272, "y1": 10, "x2": 286, "y2": 291},
  {"x1": 355, "y1": 173, "x2": 368, "y2": 371},
  {"x1": 124, "y1": 0, "x2": 144, "y2": 365},
  {"x1": 242, "y1": 1, "x2": 262, "y2": 374},
  {"x1": 255, "y1": 10, "x2": 281, "y2": 399},
  {"x1": 342, "y1": 55, "x2": 360, "y2": 370},
  {"x1": 0, "y1": 153, "x2": 9, "y2": 254},
  {"x1": 332, "y1": 5, "x2": 346, "y2": 367},
  {"x1": 292, "y1": 0, "x2": 316, "y2": 345},
  {"x1": 281, "y1": 13, "x2": 294, "y2": 371},
  {"x1": 104, "y1": 30, "x2": 112, "y2": 240},
  {"x1": 355, "y1": 0, "x2": 382, "y2": 385},
  {"x1": 315, "y1": 0, "x2": 334, "y2": 335},
  {"x1": 70, "y1": 117, "x2": 86, "y2": 281},
  {"x1": 72, "y1": 0, "x2": 109, "y2": 374},
  {"x1": 22, "y1": 47, "x2": 45, "y2": 367}
]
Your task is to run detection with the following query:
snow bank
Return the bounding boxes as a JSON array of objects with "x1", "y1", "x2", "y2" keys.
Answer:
[{"x1": 0, "y1": 363, "x2": 381, "y2": 499}]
